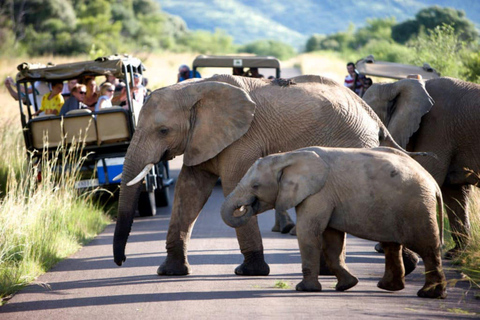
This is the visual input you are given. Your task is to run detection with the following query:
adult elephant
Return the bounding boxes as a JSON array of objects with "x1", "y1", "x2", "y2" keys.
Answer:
[
  {"x1": 363, "y1": 77, "x2": 480, "y2": 257},
  {"x1": 113, "y1": 74, "x2": 406, "y2": 276}
]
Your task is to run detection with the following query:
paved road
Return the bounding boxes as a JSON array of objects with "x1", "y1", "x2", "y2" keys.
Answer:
[{"x1": 1, "y1": 155, "x2": 479, "y2": 319}]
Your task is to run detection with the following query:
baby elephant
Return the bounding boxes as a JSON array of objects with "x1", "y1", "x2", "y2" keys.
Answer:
[{"x1": 221, "y1": 147, "x2": 446, "y2": 299}]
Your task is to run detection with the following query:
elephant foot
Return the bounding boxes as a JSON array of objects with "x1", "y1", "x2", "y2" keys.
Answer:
[
  {"x1": 289, "y1": 226, "x2": 297, "y2": 236},
  {"x1": 335, "y1": 275, "x2": 359, "y2": 291},
  {"x1": 444, "y1": 246, "x2": 462, "y2": 260},
  {"x1": 377, "y1": 277, "x2": 405, "y2": 291},
  {"x1": 235, "y1": 250, "x2": 270, "y2": 276},
  {"x1": 374, "y1": 242, "x2": 384, "y2": 253},
  {"x1": 417, "y1": 283, "x2": 447, "y2": 299},
  {"x1": 403, "y1": 247, "x2": 419, "y2": 276},
  {"x1": 296, "y1": 279, "x2": 322, "y2": 292},
  {"x1": 157, "y1": 257, "x2": 191, "y2": 276},
  {"x1": 271, "y1": 211, "x2": 295, "y2": 234}
]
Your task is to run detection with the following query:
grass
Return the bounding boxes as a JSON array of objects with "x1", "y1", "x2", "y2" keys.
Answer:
[
  {"x1": 448, "y1": 188, "x2": 480, "y2": 286},
  {"x1": 0, "y1": 120, "x2": 111, "y2": 304},
  {"x1": 273, "y1": 280, "x2": 291, "y2": 289}
]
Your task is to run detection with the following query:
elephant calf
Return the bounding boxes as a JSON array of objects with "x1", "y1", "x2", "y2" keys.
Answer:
[{"x1": 221, "y1": 146, "x2": 447, "y2": 299}]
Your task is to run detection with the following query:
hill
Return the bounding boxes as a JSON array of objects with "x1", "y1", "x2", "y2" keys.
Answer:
[{"x1": 158, "y1": 0, "x2": 480, "y2": 49}]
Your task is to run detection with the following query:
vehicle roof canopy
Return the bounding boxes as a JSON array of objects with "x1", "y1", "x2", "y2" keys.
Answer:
[
  {"x1": 355, "y1": 55, "x2": 441, "y2": 80},
  {"x1": 15, "y1": 54, "x2": 144, "y2": 83},
  {"x1": 192, "y1": 55, "x2": 281, "y2": 69}
]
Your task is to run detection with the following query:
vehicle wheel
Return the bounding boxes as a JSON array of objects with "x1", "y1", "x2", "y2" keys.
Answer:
[
  {"x1": 138, "y1": 190, "x2": 156, "y2": 216},
  {"x1": 155, "y1": 186, "x2": 170, "y2": 207}
]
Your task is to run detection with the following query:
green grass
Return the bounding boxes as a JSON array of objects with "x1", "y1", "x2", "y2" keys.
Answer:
[
  {"x1": 273, "y1": 280, "x2": 291, "y2": 289},
  {"x1": 0, "y1": 121, "x2": 111, "y2": 304}
]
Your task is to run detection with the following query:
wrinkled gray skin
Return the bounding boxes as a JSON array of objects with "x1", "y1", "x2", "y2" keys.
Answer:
[
  {"x1": 221, "y1": 147, "x2": 446, "y2": 299},
  {"x1": 363, "y1": 77, "x2": 480, "y2": 257},
  {"x1": 113, "y1": 74, "x2": 403, "y2": 276}
]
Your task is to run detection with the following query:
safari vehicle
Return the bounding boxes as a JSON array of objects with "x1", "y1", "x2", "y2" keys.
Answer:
[
  {"x1": 14, "y1": 54, "x2": 172, "y2": 216},
  {"x1": 192, "y1": 55, "x2": 281, "y2": 78},
  {"x1": 355, "y1": 55, "x2": 441, "y2": 80}
]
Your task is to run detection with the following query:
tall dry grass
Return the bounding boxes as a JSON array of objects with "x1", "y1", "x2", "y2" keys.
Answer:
[{"x1": 0, "y1": 120, "x2": 110, "y2": 303}]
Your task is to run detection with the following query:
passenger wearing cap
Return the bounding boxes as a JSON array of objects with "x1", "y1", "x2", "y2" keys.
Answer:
[{"x1": 177, "y1": 65, "x2": 201, "y2": 82}]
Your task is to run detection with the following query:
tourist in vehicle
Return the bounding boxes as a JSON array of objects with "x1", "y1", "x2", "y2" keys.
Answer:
[
  {"x1": 358, "y1": 77, "x2": 372, "y2": 97},
  {"x1": 59, "y1": 84, "x2": 88, "y2": 116},
  {"x1": 177, "y1": 65, "x2": 201, "y2": 82},
  {"x1": 33, "y1": 81, "x2": 65, "y2": 116},
  {"x1": 232, "y1": 67, "x2": 245, "y2": 76},
  {"x1": 94, "y1": 82, "x2": 115, "y2": 111},
  {"x1": 61, "y1": 79, "x2": 78, "y2": 98},
  {"x1": 246, "y1": 67, "x2": 264, "y2": 78},
  {"x1": 344, "y1": 62, "x2": 363, "y2": 95},
  {"x1": 4, "y1": 76, "x2": 50, "y2": 111},
  {"x1": 132, "y1": 73, "x2": 147, "y2": 104},
  {"x1": 84, "y1": 78, "x2": 99, "y2": 110}
]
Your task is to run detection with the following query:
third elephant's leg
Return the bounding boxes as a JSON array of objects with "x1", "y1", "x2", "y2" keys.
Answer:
[
  {"x1": 271, "y1": 210, "x2": 295, "y2": 234},
  {"x1": 442, "y1": 184, "x2": 472, "y2": 258},
  {"x1": 157, "y1": 165, "x2": 218, "y2": 276}
]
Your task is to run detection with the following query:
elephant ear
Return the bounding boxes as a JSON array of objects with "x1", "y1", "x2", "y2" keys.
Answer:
[
  {"x1": 364, "y1": 79, "x2": 434, "y2": 149},
  {"x1": 275, "y1": 150, "x2": 329, "y2": 213},
  {"x1": 182, "y1": 81, "x2": 256, "y2": 166}
]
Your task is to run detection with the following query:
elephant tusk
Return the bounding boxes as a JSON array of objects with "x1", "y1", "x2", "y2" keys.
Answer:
[
  {"x1": 126, "y1": 163, "x2": 154, "y2": 186},
  {"x1": 112, "y1": 173, "x2": 122, "y2": 181},
  {"x1": 233, "y1": 205, "x2": 247, "y2": 217}
]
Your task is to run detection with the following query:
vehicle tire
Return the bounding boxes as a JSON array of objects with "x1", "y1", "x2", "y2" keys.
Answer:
[
  {"x1": 155, "y1": 186, "x2": 170, "y2": 207},
  {"x1": 138, "y1": 190, "x2": 156, "y2": 216}
]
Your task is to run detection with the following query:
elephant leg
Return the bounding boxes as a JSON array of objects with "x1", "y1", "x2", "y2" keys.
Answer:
[
  {"x1": 411, "y1": 243, "x2": 447, "y2": 299},
  {"x1": 158, "y1": 165, "x2": 218, "y2": 276},
  {"x1": 377, "y1": 242, "x2": 405, "y2": 291},
  {"x1": 271, "y1": 210, "x2": 295, "y2": 234},
  {"x1": 322, "y1": 228, "x2": 358, "y2": 291},
  {"x1": 295, "y1": 217, "x2": 323, "y2": 292},
  {"x1": 442, "y1": 184, "x2": 472, "y2": 259},
  {"x1": 234, "y1": 216, "x2": 270, "y2": 276},
  {"x1": 373, "y1": 243, "x2": 418, "y2": 276}
]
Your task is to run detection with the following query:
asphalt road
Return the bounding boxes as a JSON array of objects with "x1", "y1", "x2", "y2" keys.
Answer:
[{"x1": 1, "y1": 69, "x2": 480, "y2": 319}]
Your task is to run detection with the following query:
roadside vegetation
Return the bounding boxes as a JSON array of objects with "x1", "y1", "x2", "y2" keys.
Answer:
[{"x1": 0, "y1": 123, "x2": 111, "y2": 304}]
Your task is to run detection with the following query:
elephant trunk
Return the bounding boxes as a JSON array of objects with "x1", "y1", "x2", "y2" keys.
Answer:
[
  {"x1": 221, "y1": 190, "x2": 257, "y2": 228},
  {"x1": 113, "y1": 131, "x2": 161, "y2": 266}
]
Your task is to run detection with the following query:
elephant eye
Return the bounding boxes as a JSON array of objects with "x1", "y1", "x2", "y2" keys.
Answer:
[
  {"x1": 159, "y1": 127, "x2": 169, "y2": 135},
  {"x1": 252, "y1": 183, "x2": 259, "y2": 190}
]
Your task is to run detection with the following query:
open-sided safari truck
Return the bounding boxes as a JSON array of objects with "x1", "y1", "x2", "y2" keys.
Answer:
[
  {"x1": 192, "y1": 55, "x2": 281, "y2": 78},
  {"x1": 355, "y1": 55, "x2": 441, "y2": 80},
  {"x1": 15, "y1": 54, "x2": 172, "y2": 216}
]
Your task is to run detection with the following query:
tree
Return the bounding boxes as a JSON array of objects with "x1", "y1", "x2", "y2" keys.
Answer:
[{"x1": 392, "y1": 6, "x2": 479, "y2": 44}]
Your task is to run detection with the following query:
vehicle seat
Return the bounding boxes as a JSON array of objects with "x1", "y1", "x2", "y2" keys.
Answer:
[
  {"x1": 30, "y1": 115, "x2": 63, "y2": 149},
  {"x1": 96, "y1": 107, "x2": 131, "y2": 144},
  {"x1": 63, "y1": 109, "x2": 97, "y2": 145}
]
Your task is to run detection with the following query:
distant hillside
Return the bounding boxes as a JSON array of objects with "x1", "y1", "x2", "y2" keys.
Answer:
[{"x1": 158, "y1": 0, "x2": 480, "y2": 50}]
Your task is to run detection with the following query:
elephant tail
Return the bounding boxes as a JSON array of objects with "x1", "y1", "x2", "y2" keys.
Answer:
[
  {"x1": 379, "y1": 126, "x2": 438, "y2": 159},
  {"x1": 436, "y1": 186, "x2": 444, "y2": 246}
]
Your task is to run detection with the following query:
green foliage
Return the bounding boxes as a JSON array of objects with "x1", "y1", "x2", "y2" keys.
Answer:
[
  {"x1": 358, "y1": 39, "x2": 413, "y2": 63},
  {"x1": 238, "y1": 40, "x2": 296, "y2": 60},
  {"x1": 0, "y1": 0, "x2": 228, "y2": 57},
  {"x1": 407, "y1": 24, "x2": 466, "y2": 78},
  {"x1": 392, "y1": 6, "x2": 479, "y2": 44},
  {"x1": 461, "y1": 52, "x2": 480, "y2": 83},
  {"x1": 176, "y1": 29, "x2": 235, "y2": 54}
]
